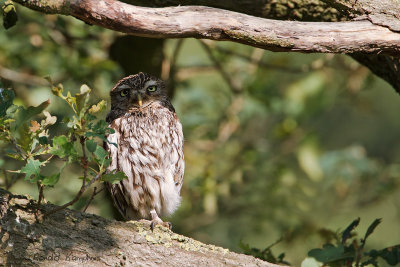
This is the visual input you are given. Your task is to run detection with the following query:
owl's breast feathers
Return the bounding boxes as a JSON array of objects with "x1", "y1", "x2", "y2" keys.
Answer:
[{"x1": 105, "y1": 103, "x2": 184, "y2": 220}]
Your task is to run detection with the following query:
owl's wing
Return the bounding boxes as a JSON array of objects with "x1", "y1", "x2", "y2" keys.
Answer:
[
  {"x1": 173, "y1": 119, "x2": 185, "y2": 194},
  {"x1": 173, "y1": 159, "x2": 184, "y2": 194}
]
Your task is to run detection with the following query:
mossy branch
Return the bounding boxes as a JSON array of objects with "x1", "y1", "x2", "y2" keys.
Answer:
[{"x1": 0, "y1": 188, "x2": 284, "y2": 267}]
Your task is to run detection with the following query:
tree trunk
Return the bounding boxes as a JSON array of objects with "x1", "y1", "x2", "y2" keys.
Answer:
[{"x1": 0, "y1": 188, "x2": 283, "y2": 267}]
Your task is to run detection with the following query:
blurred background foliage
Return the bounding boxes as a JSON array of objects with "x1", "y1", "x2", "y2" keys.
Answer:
[{"x1": 1, "y1": 7, "x2": 400, "y2": 266}]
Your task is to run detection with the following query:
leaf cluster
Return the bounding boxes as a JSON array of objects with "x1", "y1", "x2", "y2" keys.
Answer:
[
  {"x1": 307, "y1": 218, "x2": 400, "y2": 266},
  {"x1": 239, "y1": 238, "x2": 290, "y2": 265},
  {"x1": 0, "y1": 79, "x2": 127, "y2": 215}
]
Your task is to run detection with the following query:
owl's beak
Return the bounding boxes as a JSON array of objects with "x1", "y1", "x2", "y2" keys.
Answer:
[{"x1": 137, "y1": 94, "x2": 143, "y2": 106}]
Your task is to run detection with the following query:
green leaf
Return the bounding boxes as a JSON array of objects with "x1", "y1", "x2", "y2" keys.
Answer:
[
  {"x1": 86, "y1": 139, "x2": 97, "y2": 152},
  {"x1": 13, "y1": 100, "x2": 50, "y2": 130},
  {"x1": 308, "y1": 244, "x2": 353, "y2": 263},
  {"x1": 101, "y1": 170, "x2": 127, "y2": 184},
  {"x1": 41, "y1": 173, "x2": 61, "y2": 186},
  {"x1": 94, "y1": 145, "x2": 107, "y2": 160},
  {"x1": 361, "y1": 218, "x2": 382, "y2": 248},
  {"x1": 2, "y1": 0, "x2": 18, "y2": 29},
  {"x1": 93, "y1": 145, "x2": 109, "y2": 166},
  {"x1": 20, "y1": 158, "x2": 42, "y2": 181},
  {"x1": 15, "y1": 123, "x2": 33, "y2": 152},
  {"x1": 39, "y1": 136, "x2": 48, "y2": 145},
  {"x1": 341, "y1": 217, "x2": 360, "y2": 244},
  {"x1": 76, "y1": 84, "x2": 91, "y2": 117},
  {"x1": 367, "y1": 245, "x2": 400, "y2": 266},
  {"x1": 51, "y1": 135, "x2": 78, "y2": 160}
]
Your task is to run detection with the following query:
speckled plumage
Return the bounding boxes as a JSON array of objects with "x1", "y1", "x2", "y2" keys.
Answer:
[{"x1": 105, "y1": 73, "x2": 184, "y2": 225}]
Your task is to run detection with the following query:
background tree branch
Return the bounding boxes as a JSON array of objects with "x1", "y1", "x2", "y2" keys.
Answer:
[{"x1": 0, "y1": 188, "x2": 283, "y2": 266}]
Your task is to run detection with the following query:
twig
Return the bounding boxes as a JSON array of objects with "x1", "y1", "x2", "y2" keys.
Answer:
[
  {"x1": 161, "y1": 39, "x2": 184, "y2": 98},
  {"x1": 215, "y1": 47, "x2": 305, "y2": 73},
  {"x1": 35, "y1": 182, "x2": 45, "y2": 221},
  {"x1": 37, "y1": 182, "x2": 44, "y2": 206},
  {"x1": 80, "y1": 137, "x2": 87, "y2": 189},
  {"x1": 199, "y1": 40, "x2": 241, "y2": 93},
  {"x1": 169, "y1": 39, "x2": 184, "y2": 78},
  {"x1": 3, "y1": 169, "x2": 9, "y2": 189},
  {"x1": 43, "y1": 137, "x2": 96, "y2": 218},
  {"x1": 43, "y1": 172, "x2": 103, "y2": 218},
  {"x1": 0, "y1": 65, "x2": 48, "y2": 86},
  {"x1": 82, "y1": 186, "x2": 105, "y2": 212},
  {"x1": 161, "y1": 39, "x2": 184, "y2": 81}
]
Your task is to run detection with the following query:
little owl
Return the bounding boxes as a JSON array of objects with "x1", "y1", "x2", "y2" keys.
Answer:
[{"x1": 105, "y1": 72, "x2": 184, "y2": 229}]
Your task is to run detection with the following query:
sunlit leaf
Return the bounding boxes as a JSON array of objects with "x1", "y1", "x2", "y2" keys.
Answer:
[
  {"x1": 76, "y1": 84, "x2": 91, "y2": 116},
  {"x1": 42, "y1": 111, "x2": 57, "y2": 126},
  {"x1": 88, "y1": 100, "x2": 106, "y2": 114},
  {"x1": 29, "y1": 120, "x2": 40, "y2": 133},
  {"x1": 51, "y1": 83, "x2": 63, "y2": 97}
]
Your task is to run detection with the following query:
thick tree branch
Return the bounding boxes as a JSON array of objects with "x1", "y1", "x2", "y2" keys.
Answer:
[
  {"x1": 0, "y1": 188, "x2": 283, "y2": 266},
  {"x1": 13, "y1": 0, "x2": 400, "y2": 56},
  {"x1": 126, "y1": 0, "x2": 349, "y2": 22}
]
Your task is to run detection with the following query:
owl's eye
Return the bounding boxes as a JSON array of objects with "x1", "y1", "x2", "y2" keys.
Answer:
[
  {"x1": 147, "y1": 85, "x2": 157, "y2": 92},
  {"x1": 120, "y1": 89, "x2": 129, "y2": 97}
]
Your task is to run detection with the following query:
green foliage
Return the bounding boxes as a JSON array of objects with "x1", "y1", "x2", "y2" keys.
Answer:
[
  {"x1": 307, "y1": 218, "x2": 400, "y2": 266},
  {"x1": 0, "y1": 80, "x2": 127, "y2": 211},
  {"x1": 240, "y1": 239, "x2": 290, "y2": 265},
  {"x1": 1, "y1": 9, "x2": 400, "y2": 265},
  {"x1": 20, "y1": 158, "x2": 42, "y2": 181},
  {"x1": 102, "y1": 170, "x2": 129, "y2": 184}
]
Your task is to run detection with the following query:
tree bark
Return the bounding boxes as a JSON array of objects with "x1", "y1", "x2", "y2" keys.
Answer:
[
  {"x1": 12, "y1": 0, "x2": 400, "y2": 93},
  {"x1": 0, "y1": 188, "x2": 283, "y2": 267},
  {"x1": 12, "y1": 0, "x2": 400, "y2": 56}
]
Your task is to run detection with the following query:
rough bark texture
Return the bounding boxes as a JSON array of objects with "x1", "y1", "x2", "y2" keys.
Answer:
[
  {"x1": 0, "y1": 189, "x2": 283, "y2": 267},
  {"x1": 12, "y1": 0, "x2": 400, "y2": 92},
  {"x1": 126, "y1": 0, "x2": 349, "y2": 22},
  {"x1": 12, "y1": 0, "x2": 400, "y2": 56}
]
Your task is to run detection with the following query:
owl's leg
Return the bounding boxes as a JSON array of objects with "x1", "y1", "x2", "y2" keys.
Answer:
[{"x1": 150, "y1": 209, "x2": 172, "y2": 231}]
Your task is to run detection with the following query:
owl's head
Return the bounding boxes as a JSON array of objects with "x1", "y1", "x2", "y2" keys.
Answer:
[{"x1": 110, "y1": 72, "x2": 168, "y2": 111}]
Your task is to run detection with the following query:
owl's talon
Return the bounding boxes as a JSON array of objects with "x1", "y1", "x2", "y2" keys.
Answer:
[
  {"x1": 149, "y1": 208, "x2": 171, "y2": 231},
  {"x1": 150, "y1": 220, "x2": 172, "y2": 231},
  {"x1": 150, "y1": 221, "x2": 156, "y2": 231}
]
